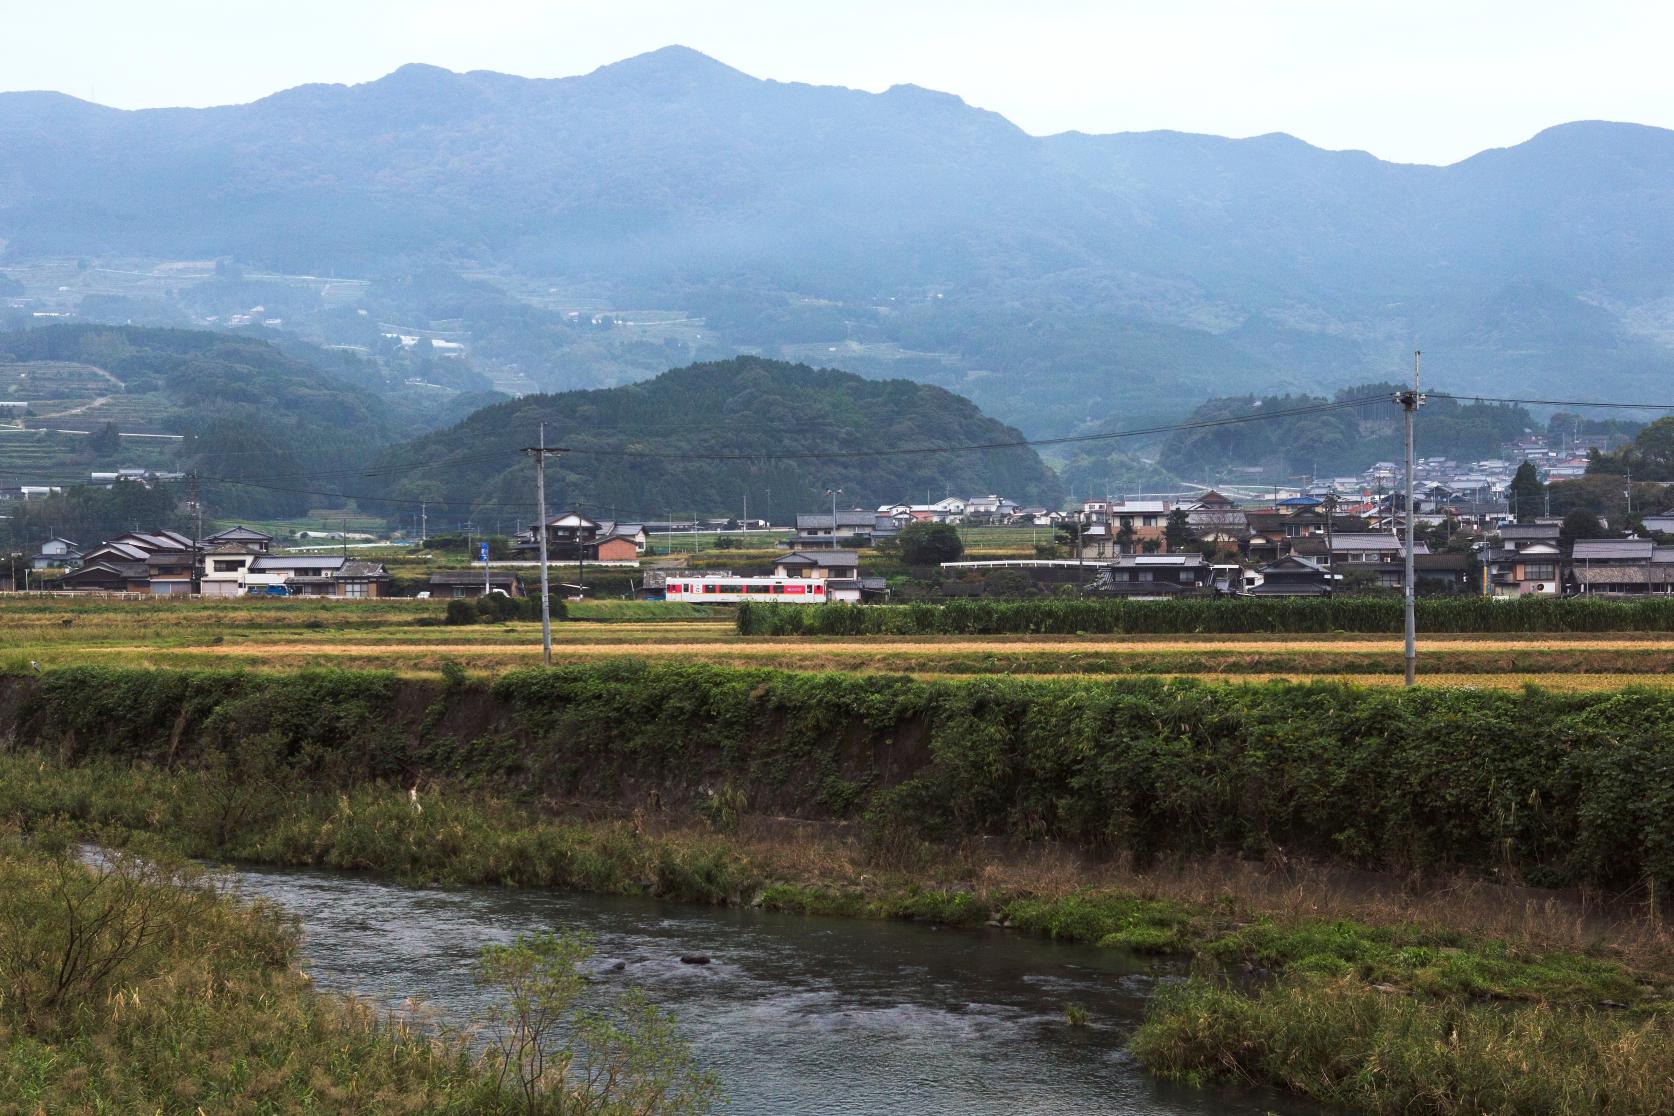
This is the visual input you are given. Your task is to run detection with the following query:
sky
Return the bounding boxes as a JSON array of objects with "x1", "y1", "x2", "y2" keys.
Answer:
[{"x1": 3, "y1": 0, "x2": 1670, "y2": 165}]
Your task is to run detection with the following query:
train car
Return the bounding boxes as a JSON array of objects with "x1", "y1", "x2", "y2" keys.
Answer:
[{"x1": 663, "y1": 576, "x2": 829, "y2": 603}]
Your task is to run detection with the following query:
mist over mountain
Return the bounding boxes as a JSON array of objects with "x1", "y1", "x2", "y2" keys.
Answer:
[{"x1": 4, "y1": 45, "x2": 1674, "y2": 437}]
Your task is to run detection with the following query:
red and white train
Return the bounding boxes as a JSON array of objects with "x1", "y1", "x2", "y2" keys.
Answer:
[{"x1": 663, "y1": 576, "x2": 829, "y2": 603}]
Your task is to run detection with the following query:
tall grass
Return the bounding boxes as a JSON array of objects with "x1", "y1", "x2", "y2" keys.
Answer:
[
  {"x1": 1134, "y1": 974, "x2": 1674, "y2": 1116},
  {"x1": 736, "y1": 596, "x2": 1674, "y2": 636},
  {"x1": 0, "y1": 836, "x2": 519, "y2": 1114}
]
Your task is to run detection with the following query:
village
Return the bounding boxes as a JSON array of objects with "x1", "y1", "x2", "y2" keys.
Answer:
[{"x1": 8, "y1": 448, "x2": 1670, "y2": 600}]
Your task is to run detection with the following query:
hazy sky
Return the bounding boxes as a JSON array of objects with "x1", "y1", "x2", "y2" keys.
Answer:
[{"x1": 4, "y1": 0, "x2": 1669, "y2": 165}]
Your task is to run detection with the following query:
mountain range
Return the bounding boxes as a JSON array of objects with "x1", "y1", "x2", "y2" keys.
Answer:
[{"x1": 4, "y1": 46, "x2": 1674, "y2": 438}]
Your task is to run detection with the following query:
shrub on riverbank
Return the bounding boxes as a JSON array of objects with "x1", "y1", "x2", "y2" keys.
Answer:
[
  {"x1": 0, "y1": 836, "x2": 513, "y2": 1113},
  {"x1": 6, "y1": 756, "x2": 1667, "y2": 1116},
  {"x1": 1133, "y1": 974, "x2": 1674, "y2": 1116},
  {"x1": 11, "y1": 663, "x2": 1674, "y2": 889},
  {"x1": 735, "y1": 596, "x2": 1674, "y2": 635}
]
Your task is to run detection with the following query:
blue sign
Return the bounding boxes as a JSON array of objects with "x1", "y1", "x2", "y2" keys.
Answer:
[{"x1": 480, "y1": 543, "x2": 490, "y2": 562}]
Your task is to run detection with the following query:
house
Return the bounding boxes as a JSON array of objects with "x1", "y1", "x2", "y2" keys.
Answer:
[
  {"x1": 1013, "y1": 507, "x2": 1064, "y2": 528},
  {"x1": 57, "y1": 559, "x2": 152, "y2": 593},
  {"x1": 1327, "y1": 533, "x2": 1427, "y2": 564},
  {"x1": 878, "y1": 499, "x2": 965, "y2": 524},
  {"x1": 1089, "y1": 553, "x2": 1213, "y2": 596},
  {"x1": 330, "y1": 561, "x2": 392, "y2": 598},
  {"x1": 1642, "y1": 512, "x2": 1674, "y2": 535},
  {"x1": 63, "y1": 529, "x2": 198, "y2": 595},
  {"x1": 1326, "y1": 533, "x2": 1428, "y2": 589},
  {"x1": 1569, "y1": 538, "x2": 1668, "y2": 595},
  {"x1": 146, "y1": 548, "x2": 199, "y2": 595},
  {"x1": 524, "y1": 513, "x2": 646, "y2": 561},
  {"x1": 1498, "y1": 523, "x2": 1561, "y2": 549},
  {"x1": 28, "y1": 537, "x2": 81, "y2": 570},
  {"x1": 198, "y1": 544, "x2": 262, "y2": 597},
  {"x1": 1414, "y1": 552, "x2": 1474, "y2": 593},
  {"x1": 964, "y1": 495, "x2": 1021, "y2": 523},
  {"x1": 1484, "y1": 542, "x2": 1563, "y2": 597},
  {"x1": 773, "y1": 550, "x2": 860, "y2": 580},
  {"x1": 428, "y1": 570, "x2": 526, "y2": 598},
  {"x1": 794, "y1": 511, "x2": 882, "y2": 547},
  {"x1": 1246, "y1": 555, "x2": 1333, "y2": 596},
  {"x1": 203, "y1": 525, "x2": 275, "y2": 554},
  {"x1": 246, "y1": 555, "x2": 344, "y2": 595},
  {"x1": 244, "y1": 555, "x2": 390, "y2": 597},
  {"x1": 1184, "y1": 490, "x2": 1247, "y2": 538},
  {"x1": 771, "y1": 549, "x2": 885, "y2": 603}
]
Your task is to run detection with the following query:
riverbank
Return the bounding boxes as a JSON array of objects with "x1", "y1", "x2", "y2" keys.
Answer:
[
  {"x1": 9, "y1": 662, "x2": 1674, "y2": 888},
  {"x1": 0, "y1": 833, "x2": 521, "y2": 1114},
  {"x1": 4, "y1": 750, "x2": 1671, "y2": 1115},
  {"x1": 5, "y1": 662, "x2": 1674, "y2": 1113}
]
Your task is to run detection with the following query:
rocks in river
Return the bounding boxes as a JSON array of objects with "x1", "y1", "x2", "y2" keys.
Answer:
[
  {"x1": 611, "y1": 961, "x2": 627, "y2": 971},
  {"x1": 679, "y1": 953, "x2": 712, "y2": 965}
]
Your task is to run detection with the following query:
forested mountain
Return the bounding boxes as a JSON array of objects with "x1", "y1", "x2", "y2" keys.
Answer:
[
  {"x1": 367, "y1": 357, "x2": 1063, "y2": 523},
  {"x1": 0, "y1": 325, "x2": 403, "y2": 516},
  {"x1": 1059, "y1": 385, "x2": 1542, "y2": 495},
  {"x1": 5, "y1": 47, "x2": 1674, "y2": 435}
]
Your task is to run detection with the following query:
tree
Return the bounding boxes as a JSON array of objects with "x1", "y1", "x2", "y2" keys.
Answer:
[
  {"x1": 1510, "y1": 460, "x2": 1543, "y2": 523},
  {"x1": 898, "y1": 521, "x2": 963, "y2": 566},
  {"x1": 87, "y1": 422, "x2": 121, "y2": 457},
  {"x1": 1164, "y1": 507, "x2": 1193, "y2": 552},
  {"x1": 1560, "y1": 508, "x2": 1608, "y2": 543}
]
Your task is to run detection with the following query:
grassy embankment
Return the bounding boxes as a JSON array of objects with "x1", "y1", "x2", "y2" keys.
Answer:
[
  {"x1": 5, "y1": 662, "x2": 1674, "y2": 1113},
  {"x1": 0, "y1": 834, "x2": 527, "y2": 1114}
]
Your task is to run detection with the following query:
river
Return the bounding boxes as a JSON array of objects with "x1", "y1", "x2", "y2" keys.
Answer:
[{"x1": 225, "y1": 865, "x2": 1322, "y2": 1115}]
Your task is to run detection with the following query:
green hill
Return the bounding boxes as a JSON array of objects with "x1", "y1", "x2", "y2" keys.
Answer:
[
  {"x1": 0, "y1": 325, "x2": 397, "y2": 516},
  {"x1": 368, "y1": 357, "x2": 1064, "y2": 523}
]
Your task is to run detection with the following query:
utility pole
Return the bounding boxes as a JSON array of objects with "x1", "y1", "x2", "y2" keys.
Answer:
[
  {"x1": 1397, "y1": 351, "x2": 1426, "y2": 688},
  {"x1": 522, "y1": 426, "x2": 566, "y2": 666},
  {"x1": 189, "y1": 471, "x2": 203, "y2": 548},
  {"x1": 420, "y1": 502, "x2": 427, "y2": 547},
  {"x1": 826, "y1": 487, "x2": 843, "y2": 547}
]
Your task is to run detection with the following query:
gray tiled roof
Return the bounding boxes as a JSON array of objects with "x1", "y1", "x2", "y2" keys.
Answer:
[
  {"x1": 1572, "y1": 539, "x2": 1654, "y2": 561},
  {"x1": 776, "y1": 550, "x2": 860, "y2": 567}
]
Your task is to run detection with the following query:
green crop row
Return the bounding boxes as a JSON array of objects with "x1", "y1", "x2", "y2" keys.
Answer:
[{"x1": 736, "y1": 595, "x2": 1674, "y2": 635}]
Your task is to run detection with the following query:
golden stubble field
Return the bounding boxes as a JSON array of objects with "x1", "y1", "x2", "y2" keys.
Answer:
[{"x1": 6, "y1": 596, "x2": 1674, "y2": 688}]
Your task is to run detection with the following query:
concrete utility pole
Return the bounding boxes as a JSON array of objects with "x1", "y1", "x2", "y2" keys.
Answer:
[
  {"x1": 523, "y1": 426, "x2": 567, "y2": 666},
  {"x1": 1397, "y1": 351, "x2": 1426, "y2": 687},
  {"x1": 420, "y1": 502, "x2": 427, "y2": 547},
  {"x1": 826, "y1": 487, "x2": 843, "y2": 545}
]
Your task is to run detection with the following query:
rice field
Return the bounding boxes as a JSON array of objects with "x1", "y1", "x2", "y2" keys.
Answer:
[{"x1": 6, "y1": 595, "x2": 1674, "y2": 688}]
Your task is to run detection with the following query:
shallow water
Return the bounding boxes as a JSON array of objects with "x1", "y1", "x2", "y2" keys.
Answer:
[{"x1": 226, "y1": 865, "x2": 1323, "y2": 1115}]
